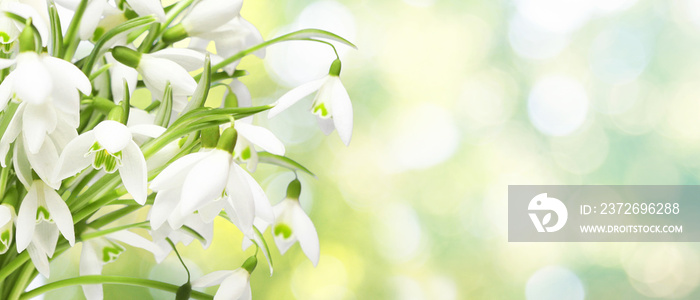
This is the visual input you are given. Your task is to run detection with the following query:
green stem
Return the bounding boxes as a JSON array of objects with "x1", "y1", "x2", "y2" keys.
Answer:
[
  {"x1": 20, "y1": 276, "x2": 214, "y2": 300},
  {"x1": 0, "y1": 252, "x2": 29, "y2": 283},
  {"x1": 8, "y1": 263, "x2": 34, "y2": 300},
  {"x1": 62, "y1": 0, "x2": 88, "y2": 60},
  {"x1": 80, "y1": 221, "x2": 149, "y2": 240}
]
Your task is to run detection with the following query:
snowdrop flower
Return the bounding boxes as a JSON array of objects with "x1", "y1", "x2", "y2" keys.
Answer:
[
  {"x1": 0, "y1": 103, "x2": 78, "y2": 187},
  {"x1": 0, "y1": 51, "x2": 91, "y2": 117},
  {"x1": 0, "y1": 204, "x2": 15, "y2": 255},
  {"x1": 53, "y1": 120, "x2": 152, "y2": 205},
  {"x1": 55, "y1": 0, "x2": 165, "y2": 40},
  {"x1": 80, "y1": 229, "x2": 165, "y2": 300},
  {"x1": 268, "y1": 59, "x2": 353, "y2": 145},
  {"x1": 192, "y1": 256, "x2": 257, "y2": 300},
  {"x1": 149, "y1": 214, "x2": 214, "y2": 262},
  {"x1": 111, "y1": 46, "x2": 197, "y2": 112},
  {"x1": 162, "y1": 0, "x2": 243, "y2": 44},
  {"x1": 271, "y1": 179, "x2": 319, "y2": 266},
  {"x1": 0, "y1": 1, "x2": 49, "y2": 46},
  {"x1": 150, "y1": 127, "x2": 248, "y2": 230},
  {"x1": 16, "y1": 180, "x2": 75, "y2": 277}
]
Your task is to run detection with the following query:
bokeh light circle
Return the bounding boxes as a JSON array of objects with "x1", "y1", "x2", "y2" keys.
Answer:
[
  {"x1": 528, "y1": 76, "x2": 589, "y2": 136},
  {"x1": 525, "y1": 266, "x2": 585, "y2": 300}
]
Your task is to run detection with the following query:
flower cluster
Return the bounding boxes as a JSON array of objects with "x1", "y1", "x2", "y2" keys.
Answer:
[{"x1": 0, "y1": 0, "x2": 355, "y2": 299}]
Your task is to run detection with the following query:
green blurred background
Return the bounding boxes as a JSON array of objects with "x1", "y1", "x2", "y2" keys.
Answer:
[{"x1": 41, "y1": 0, "x2": 700, "y2": 299}]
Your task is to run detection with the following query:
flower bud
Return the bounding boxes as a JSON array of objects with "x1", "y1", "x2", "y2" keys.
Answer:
[
  {"x1": 162, "y1": 24, "x2": 188, "y2": 44},
  {"x1": 242, "y1": 256, "x2": 258, "y2": 274},
  {"x1": 286, "y1": 179, "x2": 302, "y2": 200},
  {"x1": 216, "y1": 127, "x2": 238, "y2": 153},
  {"x1": 175, "y1": 281, "x2": 192, "y2": 300},
  {"x1": 18, "y1": 20, "x2": 35, "y2": 53},
  {"x1": 111, "y1": 46, "x2": 142, "y2": 69},
  {"x1": 329, "y1": 59, "x2": 342, "y2": 77}
]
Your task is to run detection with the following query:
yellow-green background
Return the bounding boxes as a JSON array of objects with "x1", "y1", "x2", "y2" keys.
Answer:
[{"x1": 43, "y1": 0, "x2": 700, "y2": 299}]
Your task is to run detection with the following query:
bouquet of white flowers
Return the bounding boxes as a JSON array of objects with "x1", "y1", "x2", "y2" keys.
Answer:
[{"x1": 0, "y1": 0, "x2": 355, "y2": 299}]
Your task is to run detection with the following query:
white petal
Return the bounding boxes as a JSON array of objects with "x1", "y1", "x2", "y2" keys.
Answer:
[
  {"x1": 52, "y1": 113, "x2": 80, "y2": 147},
  {"x1": 119, "y1": 142, "x2": 148, "y2": 204},
  {"x1": 239, "y1": 282, "x2": 252, "y2": 300},
  {"x1": 79, "y1": 0, "x2": 106, "y2": 40},
  {"x1": 80, "y1": 242, "x2": 104, "y2": 300},
  {"x1": 107, "y1": 230, "x2": 164, "y2": 260},
  {"x1": 94, "y1": 120, "x2": 132, "y2": 153},
  {"x1": 43, "y1": 55, "x2": 92, "y2": 97},
  {"x1": 0, "y1": 103, "x2": 24, "y2": 166},
  {"x1": 32, "y1": 221, "x2": 59, "y2": 257},
  {"x1": 106, "y1": 53, "x2": 138, "y2": 104},
  {"x1": 183, "y1": 0, "x2": 242, "y2": 35},
  {"x1": 4, "y1": 2, "x2": 49, "y2": 46},
  {"x1": 317, "y1": 116, "x2": 335, "y2": 136},
  {"x1": 330, "y1": 79, "x2": 353, "y2": 146},
  {"x1": 27, "y1": 243, "x2": 50, "y2": 278},
  {"x1": 179, "y1": 151, "x2": 230, "y2": 214},
  {"x1": 191, "y1": 270, "x2": 235, "y2": 288},
  {"x1": 43, "y1": 184, "x2": 75, "y2": 246},
  {"x1": 125, "y1": 0, "x2": 166, "y2": 21},
  {"x1": 53, "y1": 131, "x2": 95, "y2": 181},
  {"x1": 0, "y1": 72, "x2": 15, "y2": 111},
  {"x1": 22, "y1": 103, "x2": 58, "y2": 153},
  {"x1": 240, "y1": 168, "x2": 274, "y2": 224},
  {"x1": 129, "y1": 124, "x2": 165, "y2": 138},
  {"x1": 25, "y1": 135, "x2": 61, "y2": 187},
  {"x1": 150, "y1": 48, "x2": 206, "y2": 72},
  {"x1": 16, "y1": 183, "x2": 38, "y2": 252},
  {"x1": 214, "y1": 270, "x2": 248, "y2": 300},
  {"x1": 139, "y1": 55, "x2": 197, "y2": 97},
  {"x1": 293, "y1": 203, "x2": 319, "y2": 266},
  {"x1": 235, "y1": 122, "x2": 285, "y2": 156},
  {"x1": 226, "y1": 164, "x2": 255, "y2": 237},
  {"x1": 272, "y1": 200, "x2": 295, "y2": 255},
  {"x1": 198, "y1": 199, "x2": 225, "y2": 224},
  {"x1": 14, "y1": 53, "x2": 52, "y2": 104},
  {"x1": 0, "y1": 58, "x2": 15, "y2": 69},
  {"x1": 13, "y1": 139, "x2": 32, "y2": 188},
  {"x1": 149, "y1": 189, "x2": 180, "y2": 230},
  {"x1": 149, "y1": 152, "x2": 209, "y2": 191},
  {"x1": 268, "y1": 78, "x2": 326, "y2": 118}
]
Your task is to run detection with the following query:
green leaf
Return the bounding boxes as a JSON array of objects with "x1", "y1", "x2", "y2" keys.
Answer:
[
  {"x1": 181, "y1": 55, "x2": 211, "y2": 115},
  {"x1": 120, "y1": 79, "x2": 131, "y2": 124},
  {"x1": 200, "y1": 29, "x2": 356, "y2": 80},
  {"x1": 48, "y1": 2, "x2": 63, "y2": 57},
  {"x1": 258, "y1": 152, "x2": 316, "y2": 177},
  {"x1": 252, "y1": 226, "x2": 274, "y2": 275},
  {"x1": 154, "y1": 82, "x2": 172, "y2": 127}
]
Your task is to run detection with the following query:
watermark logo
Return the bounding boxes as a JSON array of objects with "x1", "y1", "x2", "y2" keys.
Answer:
[{"x1": 528, "y1": 193, "x2": 568, "y2": 233}]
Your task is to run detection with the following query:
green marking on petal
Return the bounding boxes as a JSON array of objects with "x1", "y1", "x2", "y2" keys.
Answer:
[
  {"x1": 0, "y1": 32, "x2": 10, "y2": 43},
  {"x1": 101, "y1": 242, "x2": 126, "y2": 263},
  {"x1": 36, "y1": 206, "x2": 51, "y2": 223},
  {"x1": 1, "y1": 230, "x2": 10, "y2": 244},
  {"x1": 89, "y1": 143, "x2": 123, "y2": 173},
  {"x1": 274, "y1": 223, "x2": 293, "y2": 239},
  {"x1": 312, "y1": 102, "x2": 329, "y2": 118},
  {"x1": 241, "y1": 147, "x2": 251, "y2": 160}
]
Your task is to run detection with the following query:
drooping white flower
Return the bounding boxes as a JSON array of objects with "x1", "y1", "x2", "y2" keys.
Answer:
[
  {"x1": 0, "y1": 102, "x2": 78, "y2": 187},
  {"x1": 53, "y1": 120, "x2": 152, "y2": 204},
  {"x1": 0, "y1": 51, "x2": 91, "y2": 115},
  {"x1": 55, "y1": 0, "x2": 165, "y2": 40},
  {"x1": 0, "y1": 204, "x2": 15, "y2": 255},
  {"x1": 271, "y1": 179, "x2": 319, "y2": 266},
  {"x1": 111, "y1": 46, "x2": 198, "y2": 112},
  {"x1": 16, "y1": 180, "x2": 75, "y2": 277},
  {"x1": 268, "y1": 59, "x2": 353, "y2": 145},
  {"x1": 0, "y1": 1, "x2": 49, "y2": 46},
  {"x1": 192, "y1": 268, "x2": 252, "y2": 300},
  {"x1": 80, "y1": 229, "x2": 165, "y2": 300},
  {"x1": 194, "y1": 15, "x2": 265, "y2": 61}
]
